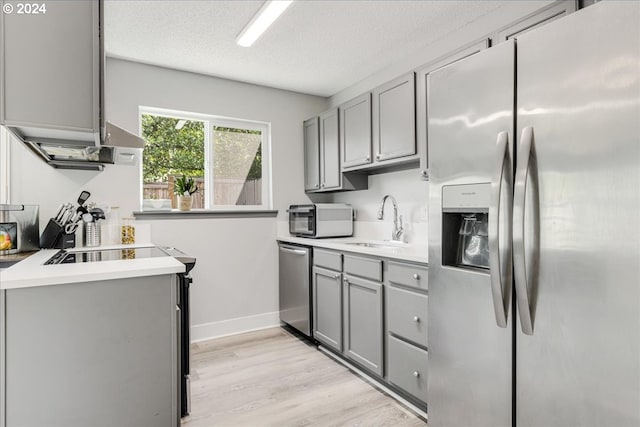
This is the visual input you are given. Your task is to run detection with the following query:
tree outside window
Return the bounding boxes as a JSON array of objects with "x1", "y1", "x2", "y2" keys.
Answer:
[{"x1": 140, "y1": 110, "x2": 269, "y2": 210}]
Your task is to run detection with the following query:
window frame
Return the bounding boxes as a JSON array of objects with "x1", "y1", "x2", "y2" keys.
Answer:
[{"x1": 138, "y1": 106, "x2": 272, "y2": 212}]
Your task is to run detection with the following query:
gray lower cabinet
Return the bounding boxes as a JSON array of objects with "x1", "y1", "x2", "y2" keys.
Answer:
[
  {"x1": 312, "y1": 265, "x2": 343, "y2": 352},
  {"x1": 314, "y1": 248, "x2": 343, "y2": 272},
  {"x1": 342, "y1": 273, "x2": 383, "y2": 376},
  {"x1": 385, "y1": 260, "x2": 429, "y2": 404},
  {"x1": 387, "y1": 260, "x2": 428, "y2": 292},
  {"x1": 309, "y1": 248, "x2": 428, "y2": 406},
  {"x1": 0, "y1": 0, "x2": 100, "y2": 142},
  {"x1": 387, "y1": 335, "x2": 428, "y2": 403},
  {"x1": 387, "y1": 286, "x2": 428, "y2": 348},
  {"x1": 0, "y1": 275, "x2": 178, "y2": 427}
]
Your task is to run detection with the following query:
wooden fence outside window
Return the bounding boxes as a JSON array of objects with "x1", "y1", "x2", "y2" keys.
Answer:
[{"x1": 143, "y1": 176, "x2": 262, "y2": 209}]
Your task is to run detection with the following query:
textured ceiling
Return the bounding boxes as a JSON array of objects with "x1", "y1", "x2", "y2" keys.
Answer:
[{"x1": 105, "y1": 1, "x2": 547, "y2": 97}]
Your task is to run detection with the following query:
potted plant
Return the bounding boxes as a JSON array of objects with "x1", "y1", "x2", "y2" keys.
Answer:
[{"x1": 174, "y1": 175, "x2": 198, "y2": 211}]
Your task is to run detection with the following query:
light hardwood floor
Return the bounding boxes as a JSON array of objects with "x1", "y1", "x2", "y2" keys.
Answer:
[{"x1": 182, "y1": 327, "x2": 427, "y2": 427}]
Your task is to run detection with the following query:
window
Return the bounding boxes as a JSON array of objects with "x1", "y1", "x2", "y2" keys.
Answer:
[{"x1": 140, "y1": 107, "x2": 271, "y2": 211}]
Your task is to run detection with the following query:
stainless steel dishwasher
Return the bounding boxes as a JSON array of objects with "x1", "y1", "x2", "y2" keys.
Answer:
[{"x1": 278, "y1": 243, "x2": 312, "y2": 338}]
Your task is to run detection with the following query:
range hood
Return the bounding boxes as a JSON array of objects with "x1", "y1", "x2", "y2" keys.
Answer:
[{"x1": 8, "y1": 122, "x2": 146, "y2": 171}]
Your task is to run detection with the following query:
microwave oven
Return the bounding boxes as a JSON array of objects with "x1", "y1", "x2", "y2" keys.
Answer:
[{"x1": 288, "y1": 204, "x2": 353, "y2": 238}]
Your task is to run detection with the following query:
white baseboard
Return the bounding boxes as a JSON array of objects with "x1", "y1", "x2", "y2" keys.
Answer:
[{"x1": 191, "y1": 311, "x2": 281, "y2": 343}]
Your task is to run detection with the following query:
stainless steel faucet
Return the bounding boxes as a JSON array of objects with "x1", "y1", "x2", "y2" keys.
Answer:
[{"x1": 377, "y1": 195, "x2": 403, "y2": 241}]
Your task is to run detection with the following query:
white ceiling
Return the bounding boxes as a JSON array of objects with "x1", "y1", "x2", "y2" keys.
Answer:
[{"x1": 105, "y1": 1, "x2": 548, "y2": 97}]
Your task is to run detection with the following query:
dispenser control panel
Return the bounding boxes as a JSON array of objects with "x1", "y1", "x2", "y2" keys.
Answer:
[{"x1": 442, "y1": 183, "x2": 490, "y2": 212}]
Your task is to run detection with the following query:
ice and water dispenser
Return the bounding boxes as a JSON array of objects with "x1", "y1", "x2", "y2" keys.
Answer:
[{"x1": 441, "y1": 183, "x2": 491, "y2": 270}]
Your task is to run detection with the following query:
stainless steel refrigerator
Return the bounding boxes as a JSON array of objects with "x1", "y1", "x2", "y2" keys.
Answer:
[{"x1": 427, "y1": 2, "x2": 639, "y2": 426}]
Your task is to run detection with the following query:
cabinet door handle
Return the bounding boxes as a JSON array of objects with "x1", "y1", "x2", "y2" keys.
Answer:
[
  {"x1": 376, "y1": 154, "x2": 381, "y2": 160},
  {"x1": 366, "y1": 156, "x2": 370, "y2": 162},
  {"x1": 334, "y1": 274, "x2": 340, "y2": 279},
  {"x1": 413, "y1": 316, "x2": 420, "y2": 322},
  {"x1": 413, "y1": 273, "x2": 420, "y2": 280},
  {"x1": 321, "y1": 183, "x2": 325, "y2": 188},
  {"x1": 413, "y1": 371, "x2": 420, "y2": 378}
]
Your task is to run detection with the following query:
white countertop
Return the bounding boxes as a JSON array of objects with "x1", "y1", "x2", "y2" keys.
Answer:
[
  {"x1": 0, "y1": 244, "x2": 185, "y2": 290},
  {"x1": 277, "y1": 235, "x2": 428, "y2": 264}
]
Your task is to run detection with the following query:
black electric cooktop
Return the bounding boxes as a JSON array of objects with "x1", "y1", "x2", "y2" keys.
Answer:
[{"x1": 45, "y1": 246, "x2": 170, "y2": 265}]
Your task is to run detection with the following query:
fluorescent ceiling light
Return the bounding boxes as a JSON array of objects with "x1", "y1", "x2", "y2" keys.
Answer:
[
  {"x1": 175, "y1": 119, "x2": 186, "y2": 130},
  {"x1": 236, "y1": 1, "x2": 293, "y2": 48}
]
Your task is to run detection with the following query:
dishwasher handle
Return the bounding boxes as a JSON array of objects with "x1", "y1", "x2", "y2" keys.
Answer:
[{"x1": 279, "y1": 246, "x2": 308, "y2": 256}]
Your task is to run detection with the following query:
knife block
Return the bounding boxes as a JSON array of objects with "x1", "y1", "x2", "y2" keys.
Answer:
[{"x1": 40, "y1": 219, "x2": 76, "y2": 249}]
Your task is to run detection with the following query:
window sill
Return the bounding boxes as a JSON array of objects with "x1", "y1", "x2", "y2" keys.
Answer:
[{"x1": 133, "y1": 209, "x2": 279, "y2": 220}]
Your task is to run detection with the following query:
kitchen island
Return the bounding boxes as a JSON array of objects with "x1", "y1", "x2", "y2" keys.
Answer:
[{"x1": 0, "y1": 246, "x2": 184, "y2": 427}]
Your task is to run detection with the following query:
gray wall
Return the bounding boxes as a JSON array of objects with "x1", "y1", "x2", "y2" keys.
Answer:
[{"x1": 106, "y1": 58, "x2": 327, "y2": 339}]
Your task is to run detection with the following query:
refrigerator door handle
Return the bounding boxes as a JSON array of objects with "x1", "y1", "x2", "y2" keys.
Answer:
[
  {"x1": 513, "y1": 126, "x2": 535, "y2": 335},
  {"x1": 489, "y1": 131, "x2": 511, "y2": 328}
]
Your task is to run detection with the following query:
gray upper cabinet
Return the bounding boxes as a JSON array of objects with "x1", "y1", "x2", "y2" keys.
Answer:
[
  {"x1": 343, "y1": 273, "x2": 383, "y2": 377},
  {"x1": 0, "y1": 0, "x2": 100, "y2": 143},
  {"x1": 372, "y1": 72, "x2": 416, "y2": 163},
  {"x1": 319, "y1": 108, "x2": 341, "y2": 190},
  {"x1": 496, "y1": 0, "x2": 577, "y2": 42},
  {"x1": 303, "y1": 117, "x2": 321, "y2": 191},
  {"x1": 305, "y1": 109, "x2": 368, "y2": 193},
  {"x1": 313, "y1": 266, "x2": 343, "y2": 352},
  {"x1": 416, "y1": 39, "x2": 490, "y2": 180},
  {"x1": 340, "y1": 93, "x2": 372, "y2": 169}
]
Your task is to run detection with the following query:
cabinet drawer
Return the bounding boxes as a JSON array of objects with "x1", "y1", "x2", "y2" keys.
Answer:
[
  {"x1": 344, "y1": 254, "x2": 382, "y2": 281},
  {"x1": 388, "y1": 335, "x2": 428, "y2": 403},
  {"x1": 388, "y1": 261, "x2": 428, "y2": 291},
  {"x1": 387, "y1": 286, "x2": 428, "y2": 347},
  {"x1": 314, "y1": 249, "x2": 342, "y2": 271}
]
